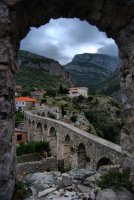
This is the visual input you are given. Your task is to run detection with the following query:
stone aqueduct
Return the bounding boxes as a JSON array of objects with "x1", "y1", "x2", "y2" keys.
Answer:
[
  {"x1": 0, "y1": 0, "x2": 134, "y2": 199},
  {"x1": 24, "y1": 109, "x2": 122, "y2": 171}
]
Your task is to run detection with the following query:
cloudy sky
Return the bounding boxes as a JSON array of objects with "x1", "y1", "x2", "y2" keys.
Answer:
[{"x1": 20, "y1": 18, "x2": 118, "y2": 65}]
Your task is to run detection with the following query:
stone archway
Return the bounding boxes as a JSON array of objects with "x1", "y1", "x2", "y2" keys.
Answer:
[
  {"x1": 43, "y1": 124, "x2": 47, "y2": 140},
  {"x1": 28, "y1": 119, "x2": 31, "y2": 129},
  {"x1": 36, "y1": 122, "x2": 43, "y2": 141},
  {"x1": 63, "y1": 134, "x2": 71, "y2": 171},
  {"x1": 49, "y1": 126, "x2": 57, "y2": 157},
  {"x1": 78, "y1": 143, "x2": 86, "y2": 168},
  {"x1": 42, "y1": 112, "x2": 45, "y2": 117},
  {"x1": 0, "y1": 0, "x2": 134, "y2": 198},
  {"x1": 97, "y1": 157, "x2": 113, "y2": 170}
]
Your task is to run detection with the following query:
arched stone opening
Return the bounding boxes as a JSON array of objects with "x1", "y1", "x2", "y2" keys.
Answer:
[
  {"x1": 47, "y1": 112, "x2": 51, "y2": 118},
  {"x1": 36, "y1": 122, "x2": 42, "y2": 131},
  {"x1": 78, "y1": 143, "x2": 86, "y2": 168},
  {"x1": 97, "y1": 157, "x2": 113, "y2": 170},
  {"x1": 32, "y1": 120, "x2": 35, "y2": 130},
  {"x1": 28, "y1": 119, "x2": 31, "y2": 128},
  {"x1": 42, "y1": 112, "x2": 45, "y2": 117},
  {"x1": 63, "y1": 134, "x2": 71, "y2": 171},
  {"x1": 49, "y1": 126, "x2": 57, "y2": 157},
  {"x1": 43, "y1": 124, "x2": 47, "y2": 139},
  {"x1": 28, "y1": 120, "x2": 35, "y2": 142},
  {"x1": 36, "y1": 122, "x2": 43, "y2": 141},
  {"x1": 0, "y1": 0, "x2": 134, "y2": 198}
]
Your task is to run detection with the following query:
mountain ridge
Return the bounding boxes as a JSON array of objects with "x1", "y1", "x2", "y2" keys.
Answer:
[{"x1": 64, "y1": 53, "x2": 120, "y2": 92}]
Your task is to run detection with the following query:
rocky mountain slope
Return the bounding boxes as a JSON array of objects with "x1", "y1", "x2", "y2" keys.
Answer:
[
  {"x1": 18, "y1": 50, "x2": 73, "y2": 86},
  {"x1": 65, "y1": 53, "x2": 120, "y2": 92},
  {"x1": 96, "y1": 67, "x2": 120, "y2": 95},
  {"x1": 16, "y1": 51, "x2": 73, "y2": 93}
]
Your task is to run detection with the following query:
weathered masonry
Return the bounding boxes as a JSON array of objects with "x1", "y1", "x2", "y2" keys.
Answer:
[
  {"x1": 0, "y1": 0, "x2": 134, "y2": 199},
  {"x1": 24, "y1": 110, "x2": 122, "y2": 171}
]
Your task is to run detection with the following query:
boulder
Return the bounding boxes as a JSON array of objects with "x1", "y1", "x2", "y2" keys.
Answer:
[
  {"x1": 38, "y1": 187, "x2": 56, "y2": 198},
  {"x1": 62, "y1": 173, "x2": 73, "y2": 187},
  {"x1": 96, "y1": 188, "x2": 134, "y2": 200}
]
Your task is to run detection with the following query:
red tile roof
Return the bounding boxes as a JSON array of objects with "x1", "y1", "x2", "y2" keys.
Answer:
[{"x1": 15, "y1": 97, "x2": 38, "y2": 102}]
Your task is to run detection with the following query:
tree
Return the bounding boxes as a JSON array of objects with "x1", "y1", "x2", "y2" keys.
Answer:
[
  {"x1": 15, "y1": 111, "x2": 24, "y2": 126},
  {"x1": 61, "y1": 105, "x2": 66, "y2": 117},
  {"x1": 41, "y1": 98, "x2": 47, "y2": 104}
]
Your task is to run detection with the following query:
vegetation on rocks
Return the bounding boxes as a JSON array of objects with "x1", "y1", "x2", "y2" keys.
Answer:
[
  {"x1": 97, "y1": 169, "x2": 134, "y2": 193},
  {"x1": 46, "y1": 94, "x2": 122, "y2": 144},
  {"x1": 15, "y1": 111, "x2": 24, "y2": 126},
  {"x1": 16, "y1": 141, "x2": 50, "y2": 156},
  {"x1": 14, "y1": 180, "x2": 31, "y2": 200},
  {"x1": 15, "y1": 66, "x2": 69, "y2": 95}
]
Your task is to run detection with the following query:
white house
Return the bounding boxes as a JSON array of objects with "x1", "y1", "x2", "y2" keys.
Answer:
[{"x1": 68, "y1": 87, "x2": 88, "y2": 98}]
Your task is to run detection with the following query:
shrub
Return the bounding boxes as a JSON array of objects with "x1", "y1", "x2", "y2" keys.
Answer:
[
  {"x1": 84, "y1": 110, "x2": 97, "y2": 123},
  {"x1": 41, "y1": 98, "x2": 47, "y2": 103},
  {"x1": 14, "y1": 180, "x2": 31, "y2": 199},
  {"x1": 77, "y1": 95, "x2": 86, "y2": 102},
  {"x1": 47, "y1": 89, "x2": 56, "y2": 97},
  {"x1": 15, "y1": 111, "x2": 24, "y2": 126},
  {"x1": 16, "y1": 141, "x2": 50, "y2": 156},
  {"x1": 61, "y1": 105, "x2": 66, "y2": 117},
  {"x1": 70, "y1": 115, "x2": 77, "y2": 123},
  {"x1": 88, "y1": 96, "x2": 94, "y2": 102},
  {"x1": 109, "y1": 99, "x2": 121, "y2": 109},
  {"x1": 97, "y1": 169, "x2": 134, "y2": 193}
]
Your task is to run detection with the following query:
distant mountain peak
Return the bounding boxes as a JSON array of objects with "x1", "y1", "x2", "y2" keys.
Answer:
[{"x1": 64, "y1": 53, "x2": 120, "y2": 92}]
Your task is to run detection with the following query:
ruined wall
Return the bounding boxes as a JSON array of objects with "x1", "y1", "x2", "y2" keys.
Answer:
[
  {"x1": 0, "y1": 0, "x2": 134, "y2": 198},
  {"x1": 17, "y1": 157, "x2": 57, "y2": 175},
  {"x1": 0, "y1": 1, "x2": 19, "y2": 199}
]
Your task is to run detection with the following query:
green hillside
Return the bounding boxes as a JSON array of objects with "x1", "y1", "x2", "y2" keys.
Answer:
[
  {"x1": 15, "y1": 66, "x2": 68, "y2": 94},
  {"x1": 15, "y1": 50, "x2": 70, "y2": 95},
  {"x1": 95, "y1": 68, "x2": 120, "y2": 95}
]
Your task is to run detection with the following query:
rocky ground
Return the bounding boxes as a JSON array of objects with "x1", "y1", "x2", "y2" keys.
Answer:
[{"x1": 19, "y1": 168, "x2": 134, "y2": 200}]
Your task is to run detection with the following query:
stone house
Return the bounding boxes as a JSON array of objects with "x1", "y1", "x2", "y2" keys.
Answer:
[
  {"x1": 14, "y1": 128, "x2": 28, "y2": 144},
  {"x1": 69, "y1": 87, "x2": 88, "y2": 98},
  {"x1": 31, "y1": 90, "x2": 47, "y2": 99}
]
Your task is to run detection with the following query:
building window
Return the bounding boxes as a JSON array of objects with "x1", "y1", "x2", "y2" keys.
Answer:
[{"x1": 17, "y1": 134, "x2": 22, "y2": 141}]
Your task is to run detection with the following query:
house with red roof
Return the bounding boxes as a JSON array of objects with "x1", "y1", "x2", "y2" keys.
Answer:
[{"x1": 15, "y1": 97, "x2": 39, "y2": 111}]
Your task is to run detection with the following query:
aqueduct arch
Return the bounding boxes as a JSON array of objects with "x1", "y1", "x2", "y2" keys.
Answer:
[
  {"x1": 0, "y1": 0, "x2": 134, "y2": 198},
  {"x1": 49, "y1": 126, "x2": 57, "y2": 157},
  {"x1": 63, "y1": 134, "x2": 71, "y2": 171}
]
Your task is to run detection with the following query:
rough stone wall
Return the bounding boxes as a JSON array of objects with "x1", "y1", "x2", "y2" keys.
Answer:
[
  {"x1": 0, "y1": 0, "x2": 134, "y2": 198},
  {"x1": 117, "y1": 22, "x2": 134, "y2": 177},
  {"x1": 25, "y1": 111, "x2": 122, "y2": 170},
  {"x1": 0, "y1": 1, "x2": 19, "y2": 199},
  {"x1": 17, "y1": 157, "x2": 57, "y2": 175}
]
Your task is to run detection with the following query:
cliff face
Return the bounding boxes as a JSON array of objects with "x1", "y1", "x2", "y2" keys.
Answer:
[
  {"x1": 65, "y1": 53, "x2": 120, "y2": 91},
  {"x1": 19, "y1": 50, "x2": 74, "y2": 86}
]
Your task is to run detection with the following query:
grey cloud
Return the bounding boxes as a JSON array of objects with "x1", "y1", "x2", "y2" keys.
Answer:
[
  {"x1": 97, "y1": 43, "x2": 119, "y2": 56},
  {"x1": 20, "y1": 18, "x2": 118, "y2": 64}
]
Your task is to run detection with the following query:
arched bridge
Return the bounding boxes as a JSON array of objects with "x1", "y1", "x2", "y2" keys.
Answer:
[{"x1": 24, "y1": 109, "x2": 122, "y2": 171}]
